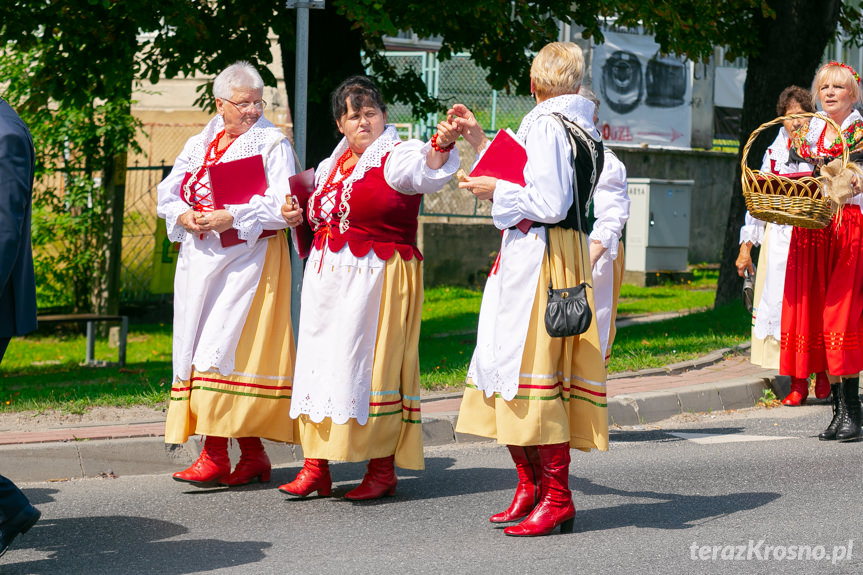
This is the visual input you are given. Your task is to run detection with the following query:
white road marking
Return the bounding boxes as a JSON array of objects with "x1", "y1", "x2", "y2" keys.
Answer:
[{"x1": 668, "y1": 432, "x2": 796, "y2": 444}]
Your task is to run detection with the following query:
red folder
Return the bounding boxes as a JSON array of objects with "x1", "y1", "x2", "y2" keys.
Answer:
[
  {"x1": 469, "y1": 129, "x2": 533, "y2": 233},
  {"x1": 288, "y1": 168, "x2": 315, "y2": 259},
  {"x1": 208, "y1": 154, "x2": 277, "y2": 248}
]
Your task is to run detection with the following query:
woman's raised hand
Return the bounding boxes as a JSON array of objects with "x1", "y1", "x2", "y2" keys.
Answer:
[
  {"x1": 448, "y1": 103, "x2": 489, "y2": 153},
  {"x1": 281, "y1": 195, "x2": 304, "y2": 228},
  {"x1": 433, "y1": 118, "x2": 459, "y2": 151}
]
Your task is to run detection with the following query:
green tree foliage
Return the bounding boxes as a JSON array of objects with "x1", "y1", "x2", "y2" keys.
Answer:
[
  {"x1": 4, "y1": 0, "x2": 860, "y2": 312},
  {"x1": 0, "y1": 0, "x2": 220, "y2": 313}
]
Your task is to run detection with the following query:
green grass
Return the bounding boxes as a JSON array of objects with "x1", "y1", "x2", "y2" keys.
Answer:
[
  {"x1": 617, "y1": 269, "x2": 717, "y2": 315},
  {"x1": 0, "y1": 275, "x2": 749, "y2": 411},
  {"x1": 0, "y1": 324, "x2": 173, "y2": 413},
  {"x1": 419, "y1": 286, "x2": 483, "y2": 389},
  {"x1": 608, "y1": 303, "x2": 750, "y2": 373}
]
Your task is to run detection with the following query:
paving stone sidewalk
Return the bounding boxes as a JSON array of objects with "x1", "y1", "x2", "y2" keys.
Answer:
[{"x1": 1, "y1": 344, "x2": 785, "y2": 483}]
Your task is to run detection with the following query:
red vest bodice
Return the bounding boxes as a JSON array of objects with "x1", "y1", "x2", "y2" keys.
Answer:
[{"x1": 311, "y1": 155, "x2": 423, "y2": 261}]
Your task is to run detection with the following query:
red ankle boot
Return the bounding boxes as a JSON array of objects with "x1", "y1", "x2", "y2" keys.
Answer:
[
  {"x1": 490, "y1": 445, "x2": 541, "y2": 523},
  {"x1": 222, "y1": 437, "x2": 271, "y2": 486},
  {"x1": 173, "y1": 436, "x2": 231, "y2": 486},
  {"x1": 814, "y1": 372, "x2": 831, "y2": 400},
  {"x1": 344, "y1": 455, "x2": 397, "y2": 500},
  {"x1": 278, "y1": 459, "x2": 331, "y2": 497},
  {"x1": 504, "y1": 443, "x2": 575, "y2": 537},
  {"x1": 782, "y1": 377, "x2": 809, "y2": 406}
]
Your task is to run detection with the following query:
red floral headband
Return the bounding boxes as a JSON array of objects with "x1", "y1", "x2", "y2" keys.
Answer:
[{"x1": 825, "y1": 61, "x2": 861, "y2": 84}]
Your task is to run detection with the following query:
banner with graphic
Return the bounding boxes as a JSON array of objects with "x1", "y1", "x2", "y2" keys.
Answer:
[
  {"x1": 592, "y1": 30, "x2": 693, "y2": 148},
  {"x1": 150, "y1": 217, "x2": 179, "y2": 294}
]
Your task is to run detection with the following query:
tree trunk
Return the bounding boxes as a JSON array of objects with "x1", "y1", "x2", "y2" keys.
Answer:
[
  {"x1": 715, "y1": 0, "x2": 842, "y2": 307},
  {"x1": 96, "y1": 148, "x2": 128, "y2": 316},
  {"x1": 279, "y1": 2, "x2": 365, "y2": 169}
]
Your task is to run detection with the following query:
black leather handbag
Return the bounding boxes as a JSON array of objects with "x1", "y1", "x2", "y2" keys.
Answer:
[
  {"x1": 543, "y1": 115, "x2": 596, "y2": 338},
  {"x1": 545, "y1": 279, "x2": 592, "y2": 338}
]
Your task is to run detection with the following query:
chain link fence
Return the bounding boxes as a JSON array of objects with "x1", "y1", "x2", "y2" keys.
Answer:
[
  {"x1": 379, "y1": 51, "x2": 534, "y2": 218},
  {"x1": 38, "y1": 52, "x2": 523, "y2": 304}
]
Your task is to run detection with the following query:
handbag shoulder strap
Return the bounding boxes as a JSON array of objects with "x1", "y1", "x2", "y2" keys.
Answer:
[{"x1": 544, "y1": 113, "x2": 590, "y2": 291}]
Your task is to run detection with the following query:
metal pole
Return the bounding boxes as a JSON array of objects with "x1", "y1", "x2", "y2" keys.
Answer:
[
  {"x1": 286, "y1": 0, "x2": 324, "y2": 333},
  {"x1": 294, "y1": 5, "x2": 309, "y2": 168}
]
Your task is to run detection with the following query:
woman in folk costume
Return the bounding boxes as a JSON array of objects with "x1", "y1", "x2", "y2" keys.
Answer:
[
  {"x1": 782, "y1": 62, "x2": 863, "y2": 440},
  {"x1": 736, "y1": 86, "x2": 829, "y2": 406},
  {"x1": 278, "y1": 76, "x2": 459, "y2": 500},
  {"x1": 449, "y1": 42, "x2": 608, "y2": 537},
  {"x1": 578, "y1": 87, "x2": 630, "y2": 366},
  {"x1": 157, "y1": 61, "x2": 301, "y2": 487}
]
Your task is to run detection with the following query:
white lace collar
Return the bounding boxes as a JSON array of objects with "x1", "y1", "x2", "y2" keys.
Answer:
[
  {"x1": 312, "y1": 124, "x2": 401, "y2": 233},
  {"x1": 186, "y1": 114, "x2": 285, "y2": 177},
  {"x1": 805, "y1": 109, "x2": 863, "y2": 147},
  {"x1": 516, "y1": 94, "x2": 599, "y2": 141}
]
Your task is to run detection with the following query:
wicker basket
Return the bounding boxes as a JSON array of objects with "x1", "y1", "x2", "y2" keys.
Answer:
[{"x1": 741, "y1": 113, "x2": 847, "y2": 229}]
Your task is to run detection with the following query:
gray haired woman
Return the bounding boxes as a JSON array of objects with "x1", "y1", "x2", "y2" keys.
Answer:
[{"x1": 157, "y1": 61, "x2": 303, "y2": 488}]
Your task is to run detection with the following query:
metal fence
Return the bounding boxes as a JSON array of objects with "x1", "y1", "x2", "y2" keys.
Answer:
[
  {"x1": 382, "y1": 51, "x2": 535, "y2": 139},
  {"x1": 44, "y1": 52, "x2": 521, "y2": 304}
]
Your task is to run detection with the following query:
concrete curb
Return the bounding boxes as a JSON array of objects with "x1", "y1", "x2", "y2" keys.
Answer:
[
  {"x1": 608, "y1": 374, "x2": 775, "y2": 427},
  {"x1": 2, "y1": 349, "x2": 776, "y2": 484}
]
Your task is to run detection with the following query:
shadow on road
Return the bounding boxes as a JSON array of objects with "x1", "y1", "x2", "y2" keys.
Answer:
[
  {"x1": 0, "y1": 515, "x2": 271, "y2": 575},
  {"x1": 609, "y1": 427, "x2": 747, "y2": 443},
  {"x1": 573, "y1": 476, "x2": 781, "y2": 532}
]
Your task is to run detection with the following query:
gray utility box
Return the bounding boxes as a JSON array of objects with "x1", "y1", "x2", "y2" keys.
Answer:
[{"x1": 624, "y1": 178, "x2": 693, "y2": 272}]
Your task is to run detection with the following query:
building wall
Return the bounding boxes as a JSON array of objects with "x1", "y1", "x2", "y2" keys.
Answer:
[{"x1": 420, "y1": 146, "x2": 738, "y2": 287}]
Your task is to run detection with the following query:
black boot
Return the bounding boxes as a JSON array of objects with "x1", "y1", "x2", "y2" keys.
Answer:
[
  {"x1": 818, "y1": 383, "x2": 842, "y2": 441},
  {"x1": 836, "y1": 377, "x2": 862, "y2": 442}
]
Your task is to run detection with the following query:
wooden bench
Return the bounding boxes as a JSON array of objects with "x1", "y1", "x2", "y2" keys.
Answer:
[{"x1": 36, "y1": 314, "x2": 129, "y2": 367}]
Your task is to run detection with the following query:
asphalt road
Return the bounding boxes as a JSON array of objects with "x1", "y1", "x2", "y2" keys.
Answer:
[{"x1": 2, "y1": 404, "x2": 862, "y2": 575}]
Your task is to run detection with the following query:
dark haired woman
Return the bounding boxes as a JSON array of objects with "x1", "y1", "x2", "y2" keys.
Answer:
[{"x1": 278, "y1": 76, "x2": 460, "y2": 499}]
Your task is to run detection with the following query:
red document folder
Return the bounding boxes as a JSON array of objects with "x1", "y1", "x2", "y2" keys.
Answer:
[
  {"x1": 469, "y1": 129, "x2": 533, "y2": 233},
  {"x1": 208, "y1": 154, "x2": 277, "y2": 248},
  {"x1": 288, "y1": 168, "x2": 315, "y2": 259}
]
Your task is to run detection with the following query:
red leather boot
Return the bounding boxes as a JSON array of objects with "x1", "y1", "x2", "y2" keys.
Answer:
[
  {"x1": 173, "y1": 436, "x2": 231, "y2": 486},
  {"x1": 222, "y1": 437, "x2": 271, "y2": 486},
  {"x1": 344, "y1": 455, "x2": 397, "y2": 500},
  {"x1": 490, "y1": 445, "x2": 541, "y2": 523},
  {"x1": 278, "y1": 459, "x2": 332, "y2": 497},
  {"x1": 814, "y1": 372, "x2": 831, "y2": 400},
  {"x1": 504, "y1": 442, "x2": 575, "y2": 537},
  {"x1": 782, "y1": 377, "x2": 809, "y2": 406}
]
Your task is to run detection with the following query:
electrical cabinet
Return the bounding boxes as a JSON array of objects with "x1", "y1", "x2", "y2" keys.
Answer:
[{"x1": 624, "y1": 178, "x2": 693, "y2": 272}]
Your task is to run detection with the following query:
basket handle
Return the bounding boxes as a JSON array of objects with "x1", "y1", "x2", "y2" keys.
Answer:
[{"x1": 740, "y1": 112, "x2": 848, "y2": 176}]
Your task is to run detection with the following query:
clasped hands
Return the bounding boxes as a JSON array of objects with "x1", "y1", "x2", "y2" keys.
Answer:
[{"x1": 179, "y1": 209, "x2": 234, "y2": 235}]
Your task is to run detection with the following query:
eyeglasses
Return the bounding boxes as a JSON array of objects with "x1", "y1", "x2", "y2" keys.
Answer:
[{"x1": 223, "y1": 98, "x2": 267, "y2": 112}]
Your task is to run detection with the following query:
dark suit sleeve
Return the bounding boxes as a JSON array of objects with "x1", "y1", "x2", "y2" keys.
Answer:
[{"x1": 0, "y1": 126, "x2": 33, "y2": 291}]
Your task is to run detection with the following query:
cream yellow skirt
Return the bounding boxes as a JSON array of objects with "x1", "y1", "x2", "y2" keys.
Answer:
[
  {"x1": 296, "y1": 254, "x2": 425, "y2": 470},
  {"x1": 165, "y1": 234, "x2": 298, "y2": 444},
  {"x1": 749, "y1": 228, "x2": 781, "y2": 368},
  {"x1": 456, "y1": 227, "x2": 609, "y2": 452}
]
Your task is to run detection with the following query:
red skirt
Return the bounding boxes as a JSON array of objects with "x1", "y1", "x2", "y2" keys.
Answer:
[{"x1": 780, "y1": 205, "x2": 863, "y2": 377}]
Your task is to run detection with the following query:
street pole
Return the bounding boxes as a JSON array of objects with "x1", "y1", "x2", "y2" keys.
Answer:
[{"x1": 285, "y1": 0, "x2": 325, "y2": 332}]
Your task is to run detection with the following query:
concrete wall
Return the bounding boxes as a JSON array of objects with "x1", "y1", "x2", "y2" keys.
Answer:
[
  {"x1": 613, "y1": 147, "x2": 737, "y2": 264},
  {"x1": 420, "y1": 145, "x2": 738, "y2": 287}
]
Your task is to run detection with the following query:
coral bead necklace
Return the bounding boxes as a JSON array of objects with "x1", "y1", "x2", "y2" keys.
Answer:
[{"x1": 204, "y1": 130, "x2": 236, "y2": 166}]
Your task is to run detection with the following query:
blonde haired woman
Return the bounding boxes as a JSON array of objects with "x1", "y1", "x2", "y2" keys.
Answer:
[
  {"x1": 450, "y1": 42, "x2": 608, "y2": 537},
  {"x1": 783, "y1": 62, "x2": 863, "y2": 441}
]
